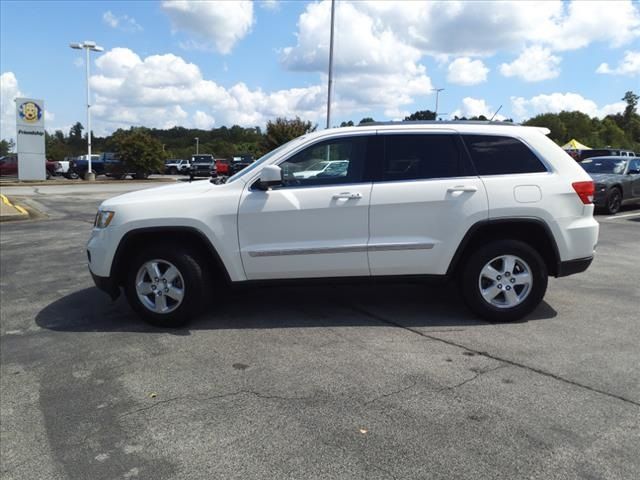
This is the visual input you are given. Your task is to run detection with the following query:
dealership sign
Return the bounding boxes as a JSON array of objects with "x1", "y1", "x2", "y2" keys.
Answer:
[{"x1": 16, "y1": 97, "x2": 46, "y2": 180}]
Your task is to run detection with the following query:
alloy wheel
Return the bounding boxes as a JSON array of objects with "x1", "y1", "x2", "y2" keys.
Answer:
[
  {"x1": 135, "y1": 259, "x2": 185, "y2": 314},
  {"x1": 478, "y1": 254, "x2": 532, "y2": 309}
]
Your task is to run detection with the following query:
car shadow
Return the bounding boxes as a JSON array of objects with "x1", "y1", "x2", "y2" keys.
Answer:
[{"x1": 35, "y1": 282, "x2": 557, "y2": 335}]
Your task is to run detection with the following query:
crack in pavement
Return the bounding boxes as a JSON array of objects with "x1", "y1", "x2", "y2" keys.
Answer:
[
  {"x1": 347, "y1": 304, "x2": 640, "y2": 408},
  {"x1": 365, "y1": 380, "x2": 418, "y2": 405},
  {"x1": 118, "y1": 389, "x2": 312, "y2": 419},
  {"x1": 442, "y1": 365, "x2": 506, "y2": 391}
]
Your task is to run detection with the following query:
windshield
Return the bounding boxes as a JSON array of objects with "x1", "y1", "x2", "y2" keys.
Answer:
[
  {"x1": 226, "y1": 136, "x2": 306, "y2": 183},
  {"x1": 581, "y1": 157, "x2": 627, "y2": 174}
]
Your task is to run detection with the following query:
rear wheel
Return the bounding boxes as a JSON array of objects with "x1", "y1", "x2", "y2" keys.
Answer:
[
  {"x1": 124, "y1": 245, "x2": 206, "y2": 327},
  {"x1": 134, "y1": 171, "x2": 149, "y2": 180},
  {"x1": 169, "y1": 167, "x2": 178, "y2": 175},
  {"x1": 604, "y1": 187, "x2": 622, "y2": 215},
  {"x1": 460, "y1": 240, "x2": 548, "y2": 322}
]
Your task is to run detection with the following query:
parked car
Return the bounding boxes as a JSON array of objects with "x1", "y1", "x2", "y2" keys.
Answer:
[
  {"x1": 579, "y1": 149, "x2": 636, "y2": 162},
  {"x1": 164, "y1": 159, "x2": 190, "y2": 175},
  {"x1": 88, "y1": 122, "x2": 599, "y2": 327},
  {"x1": 292, "y1": 159, "x2": 349, "y2": 179},
  {"x1": 580, "y1": 156, "x2": 640, "y2": 214},
  {"x1": 59, "y1": 157, "x2": 79, "y2": 179},
  {"x1": 0, "y1": 155, "x2": 60, "y2": 178},
  {"x1": 229, "y1": 154, "x2": 255, "y2": 176},
  {"x1": 45, "y1": 159, "x2": 62, "y2": 179},
  {"x1": 0, "y1": 155, "x2": 18, "y2": 176},
  {"x1": 70, "y1": 154, "x2": 105, "y2": 177},
  {"x1": 189, "y1": 154, "x2": 216, "y2": 178}
]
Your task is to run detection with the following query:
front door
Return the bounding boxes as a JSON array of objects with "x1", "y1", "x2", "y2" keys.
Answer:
[{"x1": 238, "y1": 135, "x2": 373, "y2": 280}]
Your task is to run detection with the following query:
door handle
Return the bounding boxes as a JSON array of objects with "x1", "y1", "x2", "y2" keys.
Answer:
[
  {"x1": 447, "y1": 185, "x2": 478, "y2": 193},
  {"x1": 333, "y1": 192, "x2": 362, "y2": 199}
]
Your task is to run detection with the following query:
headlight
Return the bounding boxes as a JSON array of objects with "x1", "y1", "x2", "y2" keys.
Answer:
[{"x1": 94, "y1": 210, "x2": 115, "y2": 228}]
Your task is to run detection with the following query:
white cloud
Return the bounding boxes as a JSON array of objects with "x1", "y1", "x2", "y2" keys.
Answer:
[
  {"x1": 87, "y1": 48, "x2": 327, "y2": 134},
  {"x1": 161, "y1": 0, "x2": 253, "y2": 54},
  {"x1": 447, "y1": 57, "x2": 489, "y2": 86},
  {"x1": 510, "y1": 93, "x2": 627, "y2": 120},
  {"x1": 354, "y1": 0, "x2": 640, "y2": 56},
  {"x1": 102, "y1": 10, "x2": 142, "y2": 32},
  {"x1": 281, "y1": 1, "x2": 432, "y2": 119},
  {"x1": 192, "y1": 111, "x2": 215, "y2": 129},
  {"x1": 103, "y1": 11, "x2": 118, "y2": 28},
  {"x1": 450, "y1": 97, "x2": 505, "y2": 120},
  {"x1": 260, "y1": 0, "x2": 279, "y2": 11},
  {"x1": 500, "y1": 46, "x2": 561, "y2": 82},
  {"x1": 596, "y1": 51, "x2": 640, "y2": 76},
  {"x1": 1, "y1": 72, "x2": 23, "y2": 140}
]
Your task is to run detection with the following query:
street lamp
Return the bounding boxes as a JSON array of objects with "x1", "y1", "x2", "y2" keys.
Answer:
[
  {"x1": 70, "y1": 41, "x2": 104, "y2": 180},
  {"x1": 432, "y1": 88, "x2": 445, "y2": 120},
  {"x1": 195, "y1": 137, "x2": 199, "y2": 155}
]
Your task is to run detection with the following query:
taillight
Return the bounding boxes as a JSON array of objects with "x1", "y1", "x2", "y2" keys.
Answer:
[{"x1": 572, "y1": 181, "x2": 594, "y2": 204}]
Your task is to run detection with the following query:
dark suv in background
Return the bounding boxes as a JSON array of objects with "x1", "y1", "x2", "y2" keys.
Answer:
[{"x1": 189, "y1": 154, "x2": 216, "y2": 178}]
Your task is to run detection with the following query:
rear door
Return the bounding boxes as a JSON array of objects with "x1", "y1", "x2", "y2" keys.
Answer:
[
  {"x1": 368, "y1": 131, "x2": 488, "y2": 276},
  {"x1": 627, "y1": 158, "x2": 640, "y2": 198}
]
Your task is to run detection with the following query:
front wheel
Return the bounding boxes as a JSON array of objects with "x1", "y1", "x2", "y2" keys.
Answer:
[
  {"x1": 460, "y1": 240, "x2": 548, "y2": 322},
  {"x1": 604, "y1": 187, "x2": 622, "y2": 215},
  {"x1": 124, "y1": 245, "x2": 206, "y2": 327}
]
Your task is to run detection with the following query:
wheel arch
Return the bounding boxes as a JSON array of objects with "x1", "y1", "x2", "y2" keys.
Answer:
[
  {"x1": 110, "y1": 226, "x2": 232, "y2": 286},
  {"x1": 447, "y1": 218, "x2": 561, "y2": 278}
]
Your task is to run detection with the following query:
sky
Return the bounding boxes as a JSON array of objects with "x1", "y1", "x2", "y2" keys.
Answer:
[{"x1": 1, "y1": 0, "x2": 639, "y2": 140}]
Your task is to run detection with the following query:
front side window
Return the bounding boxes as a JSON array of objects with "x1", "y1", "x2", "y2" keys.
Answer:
[
  {"x1": 380, "y1": 134, "x2": 462, "y2": 181},
  {"x1": 463, "y1": 135, "x2": 547, "y2": 175},
  {"x1": 279, "y1": 137, "x2": 366, "y2": 187}
]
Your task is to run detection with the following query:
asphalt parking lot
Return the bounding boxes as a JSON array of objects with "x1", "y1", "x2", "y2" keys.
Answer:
[{"x1": 1, "y1": 184, "x2": 639, "y2": 480}]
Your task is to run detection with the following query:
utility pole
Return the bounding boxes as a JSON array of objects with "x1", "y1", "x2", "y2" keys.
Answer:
[
  {"x1": 195, "y1": 137, "x2": 199, "y2": 155},
  {"x1": 433, "y1": 88, "x2": 445, "y2": 120},
  {"x1": 326, "y1": 0, "x2": 336, "y2": 129}
]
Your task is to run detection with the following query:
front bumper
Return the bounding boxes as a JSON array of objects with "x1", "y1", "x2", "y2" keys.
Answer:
[
  {"x1": 557, "y1": 256, "x2": 593, "y2": 277},
  {"x1": 90, "y1": 271, "x2": 121, "y2": 300}
]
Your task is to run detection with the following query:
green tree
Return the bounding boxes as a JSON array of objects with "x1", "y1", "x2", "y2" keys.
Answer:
[
  {"x1": 69, "y1": 122, "x2": 84, "y2": 141},
  {"x1": 523, "y1": 113, "x2": 568, "y2": 144},
  {"x1": 340, "y1": 120, "x2": 354, "y2": 127},
  {"x1": 264, "y1": 117, "x2": 316, "y2": 151},
  {"x1": 404, "y1": 110, "x2": 436, "y2": 121},
  {"x1": 358, "y1": 117, "x2": 375, "y2": 125},
  {"x1": 110, "y1": 128, "x2": 166, "y2": 173},
  {"x1": 598, "y1": 118, "x2": 628, "y2": 148},
  {"x1": 0, "y1": 139, "x2": 15, "y2": 156}
]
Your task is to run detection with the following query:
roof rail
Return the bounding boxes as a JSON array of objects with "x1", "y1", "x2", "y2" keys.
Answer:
[{"x1": 363, "y1": 120, "x2": 521, "y2": 126}]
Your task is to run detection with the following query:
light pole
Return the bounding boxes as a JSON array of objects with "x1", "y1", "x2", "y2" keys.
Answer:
[
  {"x1": 326, "y1": 0, "x2": 336, "y2": 129},
  {"x1": 195, "y1": 137, "x2": 199, "y2": 155},
  {"x1": 432, "y1": 88, "x2": 445, "y2": 120},
  {"x1": 70, "y1": 41, "x2": 103, "y2": 180}
]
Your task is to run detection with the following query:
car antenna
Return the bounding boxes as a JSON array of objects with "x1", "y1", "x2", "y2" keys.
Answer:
[{"x1": 490, "y1": 105, "x2": 503, "y2": 121}]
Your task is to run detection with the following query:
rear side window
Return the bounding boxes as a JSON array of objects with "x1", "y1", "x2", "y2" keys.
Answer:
[
  {"x1": 463, "y1": 135, "x2": 546, "y2": 175},
  {"x1": 381, "y1": 134, "x2": 462, "y2": 181}
]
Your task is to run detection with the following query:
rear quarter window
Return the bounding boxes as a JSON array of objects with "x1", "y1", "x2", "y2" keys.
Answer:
[{"x1": 463, "y1": 135, "x2": 547, "y2": 175}]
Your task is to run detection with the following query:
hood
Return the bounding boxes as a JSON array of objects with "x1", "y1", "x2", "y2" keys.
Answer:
[
  {"x1": 101, "y1": 179, "x2": 215, "y2": 207},
  {"x1": 588, "y1": 173, "x2": 624, "y2": 185}
]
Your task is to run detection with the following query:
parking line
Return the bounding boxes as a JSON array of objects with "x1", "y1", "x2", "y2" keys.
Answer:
[{"x1": 605, "y1": 212, "x2": 640, "y2": 220}]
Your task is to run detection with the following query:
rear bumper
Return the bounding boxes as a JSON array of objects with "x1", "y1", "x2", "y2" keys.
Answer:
[
  {"x1": 91, "y1": 271, "x2": 120, "y2": 300},
  {"x1": 557, "y1": 256, "x2": 593, "y2": 277}
]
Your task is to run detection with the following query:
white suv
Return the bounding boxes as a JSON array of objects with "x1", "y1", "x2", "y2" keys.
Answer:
[{"x1": 88, "y1": 123, "x2": 599, "y2": 327}]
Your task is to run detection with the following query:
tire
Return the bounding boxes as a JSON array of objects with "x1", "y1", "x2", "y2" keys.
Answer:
[
  {"x1": 604, "y1": 187, "x2": 622, "y2": 215},
  {"x1": 124, "y1": 244, "x2": 206, "y2": 327},
  {"x1": 169, "y1": 167, "x2": 178, "y2": 175},
  {"x1": 46, "y1": 170, "x2": 51, "y2": 179},
  {"x1": 134, "y1": 171, "x2": 149, "y2": 180},
  {"x1": 459, "y1": 239, "x2": 548, "y2": 322}
]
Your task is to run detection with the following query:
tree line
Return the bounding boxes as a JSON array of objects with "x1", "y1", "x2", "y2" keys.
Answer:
[{"x1": 2, "y1": 91, "x2": 637, "y2": 164}]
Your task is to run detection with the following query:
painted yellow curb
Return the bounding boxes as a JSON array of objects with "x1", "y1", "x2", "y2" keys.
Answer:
[{"x1": 0, "y1": 193, "x2": 29, "y2": 217}]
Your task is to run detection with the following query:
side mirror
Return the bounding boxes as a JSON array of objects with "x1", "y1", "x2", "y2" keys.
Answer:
[{"x1": 256, "y1": 165, "x2": 282, "y2": 190}]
